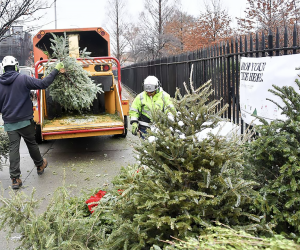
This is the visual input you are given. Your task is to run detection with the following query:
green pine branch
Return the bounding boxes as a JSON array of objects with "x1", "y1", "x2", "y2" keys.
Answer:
[
  {"x1": 0, "y1": 127, "x2": 9, "y2": 170},
  {"x1": 244, "y1": 75, "x2": 300, "y2": 238}
]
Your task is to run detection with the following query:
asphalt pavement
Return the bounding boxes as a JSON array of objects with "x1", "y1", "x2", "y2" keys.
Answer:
[{"x1": 0, "y1": 88, "x2": 139, "y2": 249}]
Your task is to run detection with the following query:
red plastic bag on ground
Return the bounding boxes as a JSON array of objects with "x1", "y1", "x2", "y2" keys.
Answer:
[{"x1": 85, "y1": 190, "x2": 106, "y2": 213}]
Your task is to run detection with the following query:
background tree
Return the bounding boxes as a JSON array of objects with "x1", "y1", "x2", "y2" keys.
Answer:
[
  {"x1": 138, "y1": 0, "x2": 178, "y2": 60},
  {"x1": 237, "y1": 0, "x2": 299, "y2": 35},
  {"x1": 106, "y1": 0, "x2": 129, "y2": 64},
  {"x1": 0, "y1": 0, "x2": 50, "y2": 42},
  {"x1": 163, "y1": 10, "x2": 197, "y2": 55},
  {"x1": 164, "y1": 0, "x2": 233, "y2": 53},
  {"x1": 123, "y1": 23, "x2": 144, "y2": 63},
  {"x1": 197, "y1": 0, "x2": 233, "y2": 45}
]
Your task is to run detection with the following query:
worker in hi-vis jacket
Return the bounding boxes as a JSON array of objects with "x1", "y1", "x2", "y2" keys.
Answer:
[{"x1": 129, "y1": 75, "x2": 174, "y2": 139}]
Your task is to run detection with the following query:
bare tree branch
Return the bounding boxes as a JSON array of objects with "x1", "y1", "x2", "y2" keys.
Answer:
[
  {"x1": 138, "y1": 0, "x2": 179, "y2": 60},
  {"x1": 106, "y1": 0, "x2": 129, "y2": 64},
  {"x1": 236, "y1": 0, "x2": 298, "y2": 34},
  {"x1": 0, "y1": 0, "x2": 51, "y2": 42}
]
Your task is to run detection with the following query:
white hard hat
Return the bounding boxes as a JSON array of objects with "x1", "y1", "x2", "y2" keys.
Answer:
[
  {"x1": 144, "y1": 75, "x2": 160, "y2": 93},
  {"x1": 2, "y1": 56, "x2": 19, "y2": 68}
]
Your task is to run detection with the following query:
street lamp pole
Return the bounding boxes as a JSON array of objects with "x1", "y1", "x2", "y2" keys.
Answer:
[{"x1": 54, "y1": 0, "x2": 57, "y2": 29}]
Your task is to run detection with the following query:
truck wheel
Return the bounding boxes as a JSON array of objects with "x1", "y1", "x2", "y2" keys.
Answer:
[
  {"x1": 35, "y1": 124, "x2": 43, "y2": 144},
  {"x1": 119, "y1": 115, "x2": 128, "y2": 138}
]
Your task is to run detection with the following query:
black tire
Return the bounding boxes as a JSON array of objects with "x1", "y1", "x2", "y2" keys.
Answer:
[
  {"x1": 116, "y1": 115, "x2": 128, "y2": 138},
  {"x1": 35, "y1": 123, "x2": 43, "y2": 144},
  {"x1": 121, "y1": 115, "x2": 128, "y2": 138}
]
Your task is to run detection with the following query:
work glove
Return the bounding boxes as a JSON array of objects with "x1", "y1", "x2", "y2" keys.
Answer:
[
  {"x1": 55, "y1": 62, "x2": 64, "y2": 71},
  {"x1": 131, "y1": 122, "x2": 138, "y2": 136}
]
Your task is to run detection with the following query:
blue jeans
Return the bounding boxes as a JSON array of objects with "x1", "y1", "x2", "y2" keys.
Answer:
[{"x1": 139, "y1": 127, "x2": 148, "y2": 139}]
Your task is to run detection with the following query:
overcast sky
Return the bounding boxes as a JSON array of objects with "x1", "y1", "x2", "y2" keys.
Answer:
[{"x1": 34, "y1": 0, "x2": 247, "y2": 35}]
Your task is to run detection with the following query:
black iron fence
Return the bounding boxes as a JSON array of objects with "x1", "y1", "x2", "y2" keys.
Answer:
[{"x1": 121, "y1": 25, "x2": 300, "y2": 130}]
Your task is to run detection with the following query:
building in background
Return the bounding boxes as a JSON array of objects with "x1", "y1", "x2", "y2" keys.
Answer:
[{"x1": 0, "y1": 26, "x2": 33, "y2": 66}]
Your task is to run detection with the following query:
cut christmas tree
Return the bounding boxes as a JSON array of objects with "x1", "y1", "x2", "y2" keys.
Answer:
[
  {"x1": 0, "y1": 126, "x2": 9, "y2": 171},
  {"x1": 105, "y1": 75, "x2": 262, "y2": 248},
  {"x1": 44, "y1": 33, "x2": 104, "y2": 113},
  {"x1": 244, "y1": 77, "x2": 300, "y2": 239}
]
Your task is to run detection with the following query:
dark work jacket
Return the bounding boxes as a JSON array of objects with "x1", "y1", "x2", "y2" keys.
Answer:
[{"x1": 0, "y1": 69, "x2": 59, "y2": 124}]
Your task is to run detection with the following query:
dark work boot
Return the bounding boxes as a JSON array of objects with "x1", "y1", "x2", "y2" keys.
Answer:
[
  {"x1": 11, "y1": 178, "x2": 22, "y2": 190},
  {"x1": 37, "y1": 158, "x2": 48, "y2": 175}
]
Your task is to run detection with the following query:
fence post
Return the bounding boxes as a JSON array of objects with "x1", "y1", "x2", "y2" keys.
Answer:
[
  {"x1": 245, "y1": 35, "x2": 248, "y2": 54},
  {"x1": 231, "y1": 39, "x2": 235, "y2": 123},
  {"x1": 240, "y1": 36, "x2": 244, "y2": 134},
  {"x1": 175, "y1": 54, "x2": 179, "y2": 91},
  {"x1": 212, "y1": 45, "x2": 217, "y2": 101},
  {"x1": 255, "y1": 32, "x2": 259, "y2": 57},
  {"x1": 284, "y1": 27, "x2": 288, "y2": 55},
  {"x1": 268, "y1": 28, "x2": 273, "y2": 57},
  {"x1": 235, "y1": 37, "x2": 239, "y2": 127},
  {"x1": 211, "y1": 45, "x2": 215, "y2": 101},
  {"x1": 159, "y1": 57, "x2": 162, "y2": 82},
  {"x1": 221, "y1": 42, "x2": 226, "y2": 118},
  {"x1": 260, "y1": 32, "x2": 265, "y2": 57},
  {"x1": 216, "y1": 43, "x2": 220, "y2": 111},
  {"x1": 293, "y1": 24, "x2": 297, "y2": 54},
  {"x1": 250, "y1": 33, "x2": 253, "y2": 57},
  {"x1": 276, "y1": 27, "x2": 280, "y2": 56},
  {"x1": 226, "y1": 40, "x2": 231, "y2": 120}
]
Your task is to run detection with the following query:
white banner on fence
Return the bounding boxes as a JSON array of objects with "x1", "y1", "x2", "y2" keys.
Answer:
[{"x1": 240, "y1": 54, "x2": 300, "y2": 125}]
